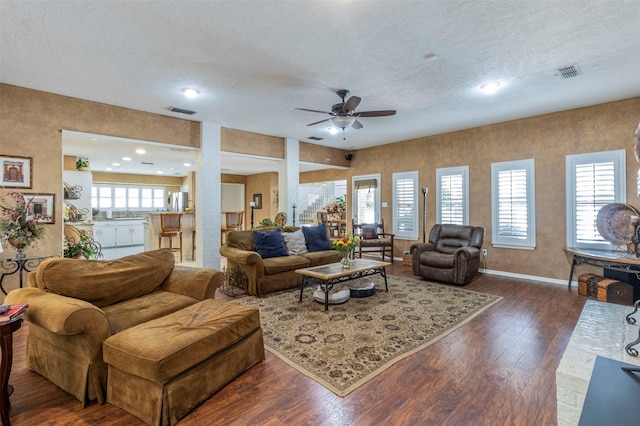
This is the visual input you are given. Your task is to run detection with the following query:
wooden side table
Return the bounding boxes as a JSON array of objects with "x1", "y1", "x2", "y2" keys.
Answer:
[{"x1": 0, "y1": 316, "x2": 22, "y2": 426}]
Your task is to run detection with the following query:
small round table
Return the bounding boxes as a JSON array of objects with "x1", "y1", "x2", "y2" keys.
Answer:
[{"x1": 0, "y1": 316, "x2": 22, "y2": 426}]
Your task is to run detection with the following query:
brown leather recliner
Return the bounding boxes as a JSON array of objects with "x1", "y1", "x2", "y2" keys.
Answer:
[{"x1": 410, "y1": 224, "x2": 484, "y2": 285}]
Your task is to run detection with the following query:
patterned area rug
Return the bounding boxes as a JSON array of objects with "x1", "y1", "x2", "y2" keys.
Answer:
[{"x1": 232, "y1": 275, "x2": 502, "y2": 397}]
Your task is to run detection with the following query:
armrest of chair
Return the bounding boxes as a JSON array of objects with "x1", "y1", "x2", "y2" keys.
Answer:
[
  {"x1": 219, "y1": 246, "x2": 265, "y2": 296},
  {"x1": 162, "y1": 265, "x2": 225, "y2": 300},
  {"x1": 4, "y1": 288, "x2": 110, "y2": 338},
  {"x1": 409, "y1": 242, "x2": 436, "y2": 275},
  {"x1": 454, "y1": 246, "x2": 480, "y2": 260}
]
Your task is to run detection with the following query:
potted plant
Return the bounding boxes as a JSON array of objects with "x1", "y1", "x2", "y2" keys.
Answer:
[
  {"x1": 324, "y1": 195, "x2": 346, "y2": 219},
  {"x1": 0, "y1": 191, "x2": 45, "y2": 259},
  {"x1": 63, "y1": 229, "x2": 100, "y2": 259},
  {"x1": 76, "y1": 157, "x2": 90, "y2": 171}
]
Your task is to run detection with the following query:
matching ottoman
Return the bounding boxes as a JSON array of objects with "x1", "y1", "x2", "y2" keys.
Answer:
[{"x1": 102, "y1": 299, "x2": 264, "y2": 426}]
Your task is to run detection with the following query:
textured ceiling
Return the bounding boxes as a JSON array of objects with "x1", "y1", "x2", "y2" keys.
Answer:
[{"x1": 2, "y1": 1, "x2": 640, "y2": 173}]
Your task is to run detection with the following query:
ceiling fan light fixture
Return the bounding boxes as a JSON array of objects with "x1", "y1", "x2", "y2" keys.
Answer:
[
  {"x1": 331, "y1": 116, "x2": 355, "y2": 129},
  {"x1": 328, "y1": 126, "x2": 340, "y2": 135}
]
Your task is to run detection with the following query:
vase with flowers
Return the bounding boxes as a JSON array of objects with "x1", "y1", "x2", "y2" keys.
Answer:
[
  {"x1": 332, "y1": 232, "x2": 360, "y2": 268},
  {"x1": 0, "y1": 191, "x2": 45, "y2": 259}
]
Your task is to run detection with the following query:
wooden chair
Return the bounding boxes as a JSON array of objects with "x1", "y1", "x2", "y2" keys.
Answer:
[
  {"x1": 221, "y1": 211, "x2": 244, "y2": 244},
  {"x1": 159, "y1": 213, "x2": 183, "y2": 262},
  {"x1": 352, "y1": 219, "x2": 394, "y2": 261}
]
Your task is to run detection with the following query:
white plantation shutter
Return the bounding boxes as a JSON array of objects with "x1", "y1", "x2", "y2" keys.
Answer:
[
  {"x1": 491, "y1": 159, "x2": 535, "y2": 249},
  {"x1": 392, "y1": 171, "x2": 418, "y2": 240},
  {"x1": 437, "y1": 166, "x2": 468, "y2": 225},
  {"x1": 566, "y1": 150, "x2": 625, "y2": 249}
]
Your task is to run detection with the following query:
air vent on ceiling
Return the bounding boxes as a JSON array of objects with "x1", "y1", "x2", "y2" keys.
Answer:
[
  {"x1": 140, "y1": 161, "x2": 155, "y2": 165},
  {"x1": 555, "y1": 64, "x2": 582, "y2": 79},
  {"x1": 308, "y1": 136, "x2": 323, "y2": 141},
  {"x1": 168, "y1": 106, "x2": 197, "y2": 115}
]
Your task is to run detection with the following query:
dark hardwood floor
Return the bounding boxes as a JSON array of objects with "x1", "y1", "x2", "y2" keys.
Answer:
[{"x1": 7, "y1": 263, "x2": 586, "y2": 425}]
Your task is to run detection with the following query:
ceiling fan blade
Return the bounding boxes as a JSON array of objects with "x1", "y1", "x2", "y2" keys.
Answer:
[
  {"x1": 296, "y1": 108, "x2": 333, "y2": 115},
  {"x1": 306, "y1": 118, "x2": 331, "y2": 126},
  {"x1": 343, "y1": 96, "x2": 361, "y2": 112},
  {"x1": 355, "y1": 110, "x2": 396, "y2": 117},
  {"x1": 352, "y1": 120, "x2": 363, "y2": 129}
]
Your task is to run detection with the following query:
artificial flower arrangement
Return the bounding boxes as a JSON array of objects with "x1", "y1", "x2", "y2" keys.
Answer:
[
  {"x1": 324, "y1": 195, "x2": 346, "y2": 215},
  {"x1": 0, "y1": 191, "x2": 45, "y2": 250},
  {"x1": 332, "y1": 232, "x2": 361, "y2": 268}
]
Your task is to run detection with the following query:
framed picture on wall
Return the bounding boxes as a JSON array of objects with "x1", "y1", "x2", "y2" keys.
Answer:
[
  {"x1": 253, "y1": 193, "x2": 262, "y2": 209},
  {"x1": 1, "y1": 155, "x2": 32, "y2": 188},
  {"x1": 23, "y1": 193, "x2": 55, "y2": 224}
]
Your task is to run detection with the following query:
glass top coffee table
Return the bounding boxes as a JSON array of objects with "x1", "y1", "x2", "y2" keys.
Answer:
[{"x1": 296, "y1": 258, "x2": 391, "y2": 311}]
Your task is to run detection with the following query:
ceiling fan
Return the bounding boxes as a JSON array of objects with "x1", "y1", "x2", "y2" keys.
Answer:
[{"x1": 296, "y1": 89, "x2": 396, "y2": 136}]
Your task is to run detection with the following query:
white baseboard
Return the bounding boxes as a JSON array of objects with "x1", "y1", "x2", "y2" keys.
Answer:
[{"x1": 479, "y1": 268, "x2": 572, "y2": 287}]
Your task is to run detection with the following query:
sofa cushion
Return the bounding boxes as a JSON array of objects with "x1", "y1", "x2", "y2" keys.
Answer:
[
  {"x1": 302, "y1": 224, "x2": 332, "y2": 252},
  {"x1": 420, "y1": 251, "x2": 455, "y2": 268},
  {"x1": 227, "y1": 229, "x2": 256, "y2": 251},
  {"x1": 34, "y1": 249, "x2": 175, "y2": 308},
  {"x1": 282, "y1": 228, "x2": 308, "y2": 255},
  {"x1": 362, "y1": 225, "x2": 378, "y2": 239},
  {"x1": 262, "y1": 255, "x2": 310, "y2": 275},
  {"x1": 102, "y1": 291, "x2": 199, "y2": 334},
  {"x1": 254, "y1": 229, "x2": 289, "y2": 259},
  {"x1": 301, "y1": 250, "x2": 341, "y2": 267}
]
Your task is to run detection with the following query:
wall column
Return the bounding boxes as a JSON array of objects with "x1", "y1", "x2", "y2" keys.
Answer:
[
  {"x1": 196, "y1": 122, "x2": 221, "y2": 268},
  {"x1": 279, "y1": 138, "x2": 300, "y2": 226}
]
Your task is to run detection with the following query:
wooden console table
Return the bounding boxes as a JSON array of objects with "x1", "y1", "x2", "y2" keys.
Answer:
[
  {"x1": 564, "y1": 247, "x2": 640, "y2": 289},
  {"x1": 0, "y1": 316, "x2": 22, "y2": 426}
]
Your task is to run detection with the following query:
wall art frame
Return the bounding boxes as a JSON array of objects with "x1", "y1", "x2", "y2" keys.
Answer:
[
  {"x1": 1, "y1": 155, "x2": 32, "y2": 188},
  {"x1": 253, "y1": 193, "x2": 263, "y2": 209},
  {"x1": 23, "y1": 193, "x2": 55, "y2": 224}
]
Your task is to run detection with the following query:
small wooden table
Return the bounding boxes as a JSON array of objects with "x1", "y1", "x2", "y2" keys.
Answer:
[
  {"x1": 296, "y1": 259, "x2": 391, "y2": 311},
  {"x1": 0, "y1": 316, "x2": 22, "y2": 426},
  {"x1": 564, "y1": 247, "x2": 640, "y2": 289}
]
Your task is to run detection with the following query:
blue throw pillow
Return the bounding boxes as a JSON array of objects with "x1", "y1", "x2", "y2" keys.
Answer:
[
  {"x1": 302, "y1": 223, "x2": 332, "y2": 252},
  {"x1": 253, "y1": 230, "x2": 289, "y2": 259}
]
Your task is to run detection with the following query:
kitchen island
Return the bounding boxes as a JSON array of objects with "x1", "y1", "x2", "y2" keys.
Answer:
[{"x1": 144, "y1": 212, "x2": 195, "y2": 261}]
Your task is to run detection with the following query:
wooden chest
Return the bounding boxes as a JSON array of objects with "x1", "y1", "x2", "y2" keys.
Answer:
[{"x1": 578, "y1": 273, "x2": 633, "y2": 305}]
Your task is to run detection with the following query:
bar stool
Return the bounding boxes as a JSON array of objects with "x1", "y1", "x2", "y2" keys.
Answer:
[{"x1": 159, "y1": 213, "x2": 183, "y2": 263}]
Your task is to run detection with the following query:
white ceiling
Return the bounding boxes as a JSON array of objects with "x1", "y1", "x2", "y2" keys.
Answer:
[{"x1": 3, "y1": 1, "x2": 640, "y2": 175}]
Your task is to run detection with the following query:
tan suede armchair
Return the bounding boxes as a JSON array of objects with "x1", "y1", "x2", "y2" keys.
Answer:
[
  {"x1": 410, "y1": 224, "x2": 484, "y2": 285},
  {"x1": 4, "y1": 249, "x2": 224, "y2": 406}
]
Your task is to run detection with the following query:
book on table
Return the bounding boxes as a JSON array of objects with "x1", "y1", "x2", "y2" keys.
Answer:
[{"x1": 0, "y1": 304, "x2": 28, "y2": 323}]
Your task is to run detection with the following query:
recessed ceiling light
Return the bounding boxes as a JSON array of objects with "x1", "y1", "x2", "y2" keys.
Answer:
[
  {"x1": 182, "y1": 88, "x2": 200, "y2": 99},
  {"x1": 424, "y1": 53, "x2": 438, "y2": 61},
  {"x1": 135, "y1": 149, "x2": 146, "y2": 155},
  {"x1": 480, "y1": 81, "x2": 501, "y2": 94},
  {"x1": 106, "y1": 167, "x2": 112, "y2": 171},
  {"x1": 122, "y1": 157, "x2": 132, "y2": 161},
  {"x1": 183, "y1": 163, "x2": 191, "y2": 167},
  {"x1": 157, "y1": 171, "x2": 164, "y2": 174},
  {"x1": 91, "y1": 138, "x2": 98, "y2": 141},
  {"x1": 112, "y1": 163, "x2": 120, "y2": 166}
]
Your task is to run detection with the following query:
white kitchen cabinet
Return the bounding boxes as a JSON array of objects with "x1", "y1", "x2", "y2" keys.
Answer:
[{"x1": 94, "y1": 221, "x2": 144, "y2": 247}]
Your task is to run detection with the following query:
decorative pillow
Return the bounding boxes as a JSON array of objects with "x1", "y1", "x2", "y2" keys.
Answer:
[
  {"x1": 362, "y1": 225, "x2": 378, "y2": 239},
  {"x1": 282, "y1": 228, "x2": 308, "y2": 255},
  {"x1": 253, "y1": 229, "x2": 289, "y2": 259},
  {"x1": 302, "y1": 223, "x2": 332, "y2": 252}
]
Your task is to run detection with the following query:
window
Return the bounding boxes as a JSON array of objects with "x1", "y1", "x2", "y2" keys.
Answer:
[
  {"x1": 491, "y1": 159, "x2": 536, "y2": 249},
  {"x1": 92, "y1": 184, "x2": 165, "y2": 210},
  {"x1": 352, "y1": 174, "x2": 380, "y2": 224},
  {"x1": 392, "y1": 171, "x2": 418, "y2": 240},
  {"x1": 566, "y1": 150, "x2": 626, "y2": 249},
  {"x1": 436, "y1": 166, "x2": 469, "y2": 225}
]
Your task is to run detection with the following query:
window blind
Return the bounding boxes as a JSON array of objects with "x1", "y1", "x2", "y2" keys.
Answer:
[
  {"x1": 575, "y1": 161, "x2": 615, "y2": 244},
  {"x1": 440, "y1": 174, "x2": 464, "y2": 225},
  {"x1": 392, "y1": 171, "x2": 418, "y2": 239},
  {"x1": 497, "y1": 168, "x2": 528, "y2": 239}
]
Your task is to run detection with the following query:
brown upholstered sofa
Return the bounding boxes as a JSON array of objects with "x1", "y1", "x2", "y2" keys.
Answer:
[
  {"x1": 219, "y1": 226, "x2": 341, "y2": 296},
  {"x1": 410, "y1": 224, "x2": 484, "y2": 285},
  {"x1": 4, "y1": 249, "x2": 225, "y2": 406}
]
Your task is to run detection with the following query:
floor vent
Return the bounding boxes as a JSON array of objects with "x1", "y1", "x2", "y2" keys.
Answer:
[
  {"x1": 556, "y1": 64, "x2": 582, "y2": 79},
  {"x1": 168, "y1": 106, "x2": 197, "y2": 115},
  {"x1": 308, "y1": 136, "x2": 323, "y2": 141}
]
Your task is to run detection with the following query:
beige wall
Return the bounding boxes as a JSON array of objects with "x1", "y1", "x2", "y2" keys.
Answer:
[{"x1": 3, "y1": 81, "x2": 639, "y2": 288}]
